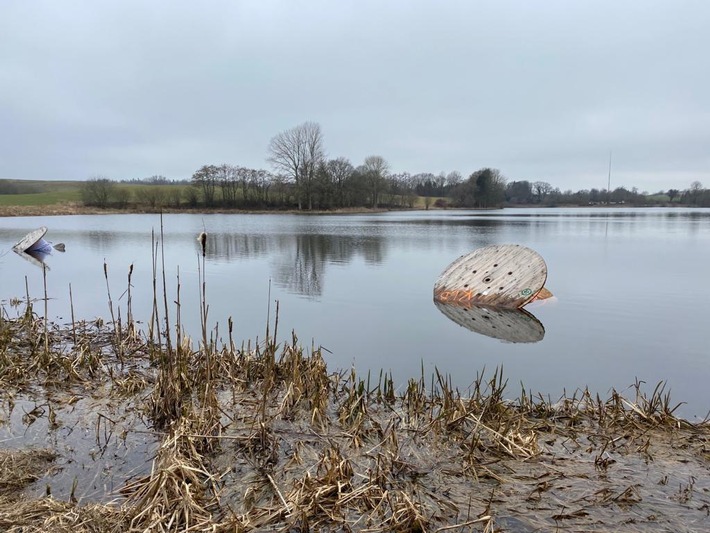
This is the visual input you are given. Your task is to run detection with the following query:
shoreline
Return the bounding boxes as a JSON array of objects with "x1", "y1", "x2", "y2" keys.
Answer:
[
  {"x1": 0, "y1": 202, "x2": 686, "y2": 218},
  {"x1": 1, "y1": 309, "x2": 708, "y2": 531},
  {"x1": 0, "y1": 203, "x2": 396, "y2": 218}
]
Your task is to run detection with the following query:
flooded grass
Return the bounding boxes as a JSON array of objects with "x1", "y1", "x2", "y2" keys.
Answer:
[{"x1": 1, "y1": 264, "x2": 709, "y2": 531}]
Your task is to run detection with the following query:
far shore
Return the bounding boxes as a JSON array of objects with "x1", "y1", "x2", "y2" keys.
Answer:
[
  {"x1": 0, "y1": 203, "x2": 394, "y2": 218},
  {"x1": 0, "y1": 202, "x2": 684, "y2": 219}
]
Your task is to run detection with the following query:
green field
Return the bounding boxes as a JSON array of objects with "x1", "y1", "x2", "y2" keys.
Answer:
[
  {"x1": 644, "y1": 193, "x2": 673, "y2": 203},
  {"x1": 0, "y1": 180, "x2": 83, "y2": 206},
  {"x1": 0, "y1": 180, "x2": 189, "y2": 208}
]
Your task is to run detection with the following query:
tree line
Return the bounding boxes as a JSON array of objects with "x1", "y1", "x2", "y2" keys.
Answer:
[{"x1": 77, "y1": 121, "x2": 710, "y2": 209}]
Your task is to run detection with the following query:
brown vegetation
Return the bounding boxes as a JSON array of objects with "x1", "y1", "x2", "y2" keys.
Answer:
[
  {"x1": 1, "y1": 237, "x2": 709, "y2": 531},
  {"x1": 1, "y1": 301, "x2": 709, "y2": 531},
  {"x1": 0, "y1": 203, "x2": 105, "y2": 217},
  {"x1": 0, "y1": 203, "x2": 395, "y2": 219}
]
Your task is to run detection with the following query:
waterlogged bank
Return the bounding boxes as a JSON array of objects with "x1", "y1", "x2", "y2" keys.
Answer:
[
  {"x1": 1, "y1": 308, "x2": 709, "y2": 532},
  {"x1": 3, "y1": 208, "x2": 710, "y2": 420}
]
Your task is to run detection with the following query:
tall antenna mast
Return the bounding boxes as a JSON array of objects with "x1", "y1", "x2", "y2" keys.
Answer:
[{"x1": 607, "y1": 150, "x2": 612, "y2": 204}]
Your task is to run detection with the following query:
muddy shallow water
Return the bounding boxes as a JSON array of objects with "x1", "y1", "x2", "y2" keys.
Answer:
[
  {"x1": 1, "y1": 390, "x2": 156, "y2": 502},
  {"x1": 1, "y1": 313, "x2": 709, "y2": 532}
]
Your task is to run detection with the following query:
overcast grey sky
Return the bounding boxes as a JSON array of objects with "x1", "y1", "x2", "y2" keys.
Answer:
[{"x1": 1, "y1": 1, "x2": 708, "y2": 192}]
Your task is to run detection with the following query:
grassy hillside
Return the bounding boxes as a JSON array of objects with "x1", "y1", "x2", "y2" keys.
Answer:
[{"x1": 0, "y1": 180, "x2": 83, "y2": 206}]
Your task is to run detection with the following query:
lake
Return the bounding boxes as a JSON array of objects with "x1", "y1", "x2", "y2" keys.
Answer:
[{"x1": 1, "y1": 207, "x2": 709, "y2": 419}]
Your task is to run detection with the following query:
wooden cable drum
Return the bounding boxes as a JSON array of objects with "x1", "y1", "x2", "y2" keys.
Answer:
[{"x1": 433, "y1": 244, "x2": 547, "y2": 309}]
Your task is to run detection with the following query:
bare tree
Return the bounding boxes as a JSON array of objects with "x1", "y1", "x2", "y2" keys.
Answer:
[
  {"x1": 191, "y1": 165, "x2": 218, "y2": 206},
  {"x1": 81, "y1": 176, "x2": 115, "y2": 207},
  {"x1": 363, "y1": 155, "x2": 390, "y2": 208},
  {"x1": 271, "y1": 173, "x2": 289, "y2": 206},
  {"x1": 267, "y1": 121, "x2": 325, "y2": 210},
  {"x1": 403, "y1": 172, "x2": 418, "y2": 207},
  {"x1": 435, "y1": 172, "x2": 447, "y2": 196},
  {"x1": 387, "y1": 172, "x2": 413, "y2": 207},
  {"x1": 236, "y1": 166, "x2": 251, "y2": 204},
  {"x1": 217, "y1": 164, "x2": 239, "y2": 206},
  {"x1": 533, "y1": 181, "x2": 553, "y2": 203},
  {"x1": 325, "y1": 157, "x2": 354, "y2": 208},
  {"x1": 250, "y1": 169, "x2": 272, "y2": 205},
  {"x1": 684, "y1": 181, "x2": 704, "y2": 206},
  {"x1": 446, "y1": 171, "x2": 463, "y2": 189}
]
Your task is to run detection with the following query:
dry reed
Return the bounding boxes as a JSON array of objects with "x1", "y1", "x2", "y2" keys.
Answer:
[{"x1": 1, "y1": 249, "x2": 709, "y2": 532}]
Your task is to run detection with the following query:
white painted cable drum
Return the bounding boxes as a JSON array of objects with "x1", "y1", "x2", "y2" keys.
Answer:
[{"x1": 12, "y1": 226, "x2": 48, "y2": 253}]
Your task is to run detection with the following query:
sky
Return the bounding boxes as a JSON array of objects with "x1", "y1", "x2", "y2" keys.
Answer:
[{"x1": 1, "y1": 1, "x2": 708, "y2": 193}]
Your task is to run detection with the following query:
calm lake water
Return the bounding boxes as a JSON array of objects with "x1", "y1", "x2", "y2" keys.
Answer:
[{"x1": 1, "y1": 208, "x2": 709, "y2": 418}]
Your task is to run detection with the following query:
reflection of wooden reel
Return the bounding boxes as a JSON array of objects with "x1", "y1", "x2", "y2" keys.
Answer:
[
  {"x1": 433, "y1": 244, "x2": 552, "y2": 343},
  {"x1": 434, "y1": 244, "x2": 550, "y2": 309},
  {"x1": 434, "y1": 300, "x2": 545, "y2": 343}
]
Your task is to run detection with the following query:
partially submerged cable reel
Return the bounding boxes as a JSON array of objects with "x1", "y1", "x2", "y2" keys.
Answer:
[
  {"x1": 433, "y1": 244, "x2": 553, "y2": 343},
  {"x1": 12, "y1": 226, "x2": 66, "y2": 270}
]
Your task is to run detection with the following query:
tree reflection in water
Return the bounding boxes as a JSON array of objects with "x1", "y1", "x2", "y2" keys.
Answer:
[{"x1": 203, "y1": 232, "x2": 385, "y2": 298}]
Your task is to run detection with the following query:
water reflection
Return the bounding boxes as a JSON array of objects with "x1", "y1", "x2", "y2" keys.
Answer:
[
  {"x1": 398, "y1": 217, "x2": 506, "y2": 228},
  {"x1": 204, "y1": 232, "x2": 386, "y2": 297},
  {"x1": 434, "y1": 300, "x2": 545, "y2": 343},
  {"x1": 270, "y1": 234, "x2": 385, "y2": 297},
  {"x1": 14, "y1": 248, "x2": 52, "y2": 270},
  {"x1": 203, "y1": 233, "x2": 273, "y2": 261}
]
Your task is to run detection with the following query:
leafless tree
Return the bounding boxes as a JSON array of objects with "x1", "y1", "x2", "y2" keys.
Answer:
[
  {"x1": 325, "y1": 157, "x2": 354, "y2": 208},
  {"x1": 533, "y1": 181, "x2": 553, "y2": 203},
  {"x1": 250, "y1": 169, "x2": 272, "y2": 205},
  {"x1": 191, "y1": 165, "x2": 218, "y2": 206},
  {"x1": 271, "y1": 173, "x2": 290, "y2": 205},
  {"x1": 363, "y1": 155, "x2": 390, "y2": 208},
  {"x1": 446, "y1": 171, "x2": 463, "y2": 189},
  {"x1": 236, "y1": 166, "x2": 251, "y2": 203},
  {"x1": 435, "y1": 172, "x2": 447, "y2": 195},
  {"x1": 387, "y1": 172, "x2": 413, "y2": 207},
  {"x1": 268, "y1": 121, "x2": 325, "y2": 210},
  {"x1": 216, "y1": 164, "x2": 239, "y2": 206},
  {"x1": 685, "y1": 180, "x2": 704, "y2": 206}
]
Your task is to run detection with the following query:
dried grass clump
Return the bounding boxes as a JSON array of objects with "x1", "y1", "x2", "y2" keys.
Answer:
[
  {"x1": 0, "y1": 449, "x2": 122, "y2": 533},
  {"x1": 0, "y1": 449, "x2": 57, "y2": 495},
  {"x1": 0, "y1": 496, "x2": 122, "y2": 533},
  {"x1": 275, "y1": 337, "x2": 331, "y2": 426},
  {"x1": 0, "y1": 310, "x2": 149, "y2": 391},
  {"x1": 122, "y1": 419, "x2": 218, "y2": 532}
]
